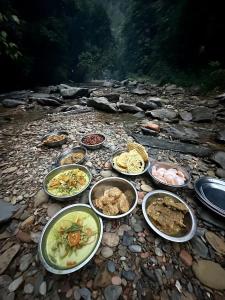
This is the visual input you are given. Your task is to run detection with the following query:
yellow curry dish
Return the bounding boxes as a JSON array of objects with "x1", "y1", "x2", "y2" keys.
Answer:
[
  {"x1": 147, "y1": 195, "x2": 188, "y2": 236},
  {"x1": 46, "y1": 211, "x2": 98, "y2": 269},
  {"x1": 47, "y1": 168, "x2": 89, "y2": 197}
]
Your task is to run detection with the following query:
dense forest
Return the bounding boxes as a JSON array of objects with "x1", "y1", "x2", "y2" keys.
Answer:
[{"x1": 0, "y1": 0, "x2": 225, "y2": 91}]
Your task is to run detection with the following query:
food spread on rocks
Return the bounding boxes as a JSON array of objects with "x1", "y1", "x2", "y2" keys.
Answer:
[
  {"x1": 94, "y1": 187, "x2": 130, "y2": 215},
  {"x1": 147, "y1": 195, "x2": 188, "y2": 235},
  {"x1": 60, "y1": 151, "x2": 84, "y2": 165},
  {"x1": 1, "y1": 81, "x2": 225, "y2": 299},
  {"x1": 42, "y1": 134, "x2": 66, "y2": 145},
  {"x1": 82, "y1": 134, "x2": 104, "y2": 145},
  {"x1": 152, "y1": 165, "x2": 186, "y2": 186}
]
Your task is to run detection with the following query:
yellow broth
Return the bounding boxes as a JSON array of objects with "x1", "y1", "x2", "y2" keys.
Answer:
[{"x1": 46, "y1": 211, "x2": 98, "y2": 268}]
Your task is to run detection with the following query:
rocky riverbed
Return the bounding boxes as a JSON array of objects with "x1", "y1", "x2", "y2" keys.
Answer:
[{"x1": 0, "y1": 81, "x2": 225, "y2": 300}]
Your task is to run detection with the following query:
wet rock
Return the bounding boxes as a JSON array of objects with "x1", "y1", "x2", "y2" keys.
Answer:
[
  {"x1": 104, "y1": 285, "x2": 122, "y2": 300},
  {"x1": 118, "y1": 103, "x2": 143, "y2": 113},
  {"x1": 39, "y1": 281, "x2": 47, "y2": 296},
  {"x1": 61, "y1": 87, "x2": 90, "y2": 99},
  {"x1": 93, "y1": 266, "x2": 111, "y2": 288},
  {"x1": 30, "y1": 231, "x2": 41, "y2": 243},
  {"x1": 79, "y1": 288, "x2": 91, "y2": 300},
  {"x1": 131, "y1": 88, "x2": 149, "y2": 96},
  {"x1": 179, "y1": 111, "x2": 192, "y2": 121},
  {"x1": 35, "y1": 97, "x2": 62, "y2": 107},
  {"x1": 101, "y1": 247, "x2": 113, "y2": 258},
  {"x1": 2, "y1": 99, "x2": 25, "y2": 108},
  {"x1": 122, "y1": 270, "x2": 136, "y2": 281},
  {"x1": 155, "y1": 247, "x2": 163, "y2": 257},
  {"x1": 191, "y1": 107, "x2": 214, "y2": 122},
  {"x1": 107, "y1": 261, "x2": 116, "y2": 273},
  {"x1": 47, "y1": 203, "x2": 62, "y2": 218},
  {"x1": 192, "y1": 260, "x2": 225, "y2": 290},
  {"x1": 0, "y1": 244, "x2": 20, "y2": 275},
  {"x1": 212, "y1": 151, "x2": 225, "y2": 169},
  {"x1": 198, "y1": 208, "x2": 225, "y2": 230},
  {"x1": 100, "y1": 170, "x2": 112, "y2": 178},
  {"x1": 147, "y1": 108, "x2": 177, "y2": 121},
  {"x1": 0, "y1": 200, "x2": 19, "y2": 224},
  {"x1": 0, "y1": 275, "x2": 12, "y2": 288},
  {"x1": 19, "y1": 253, "x2": 33, "y2": 272},
  {"x1": 122, "y1": 233, "x2": 134, "y2": 247},
  {"x1": 191, "y1": 236, "x2": 209, "y2": 258},
  {"x1": 34, "y1": 190, "x2": 48, "y2": 207},
  {"x1": 133, "y1": 223, "x2": 143, "y2": 233},
  {"x1": 217, "y1": 130, "x2": 225, "y2": 143},
  {"x1": 179, "y1": 249, "x2": 193, "y2": 267},
  {"x1": 205, "y1": 231, "x2": 225, "y2": 255},
  {"x1": 133, "y1": 134, "x2": 212, "y2": 157},
  {"x1": 216, "y1": 168, "x2": 225, "y2": 178},
  {"x1": 87, "y1": 97, "x2": 117, "y2": 113},
  {"x1": 111, "y1": 276, "x2": 122, "y2": 286},
  {"x1": 141, "y1": 127, "x2": 159, "y2": 136},
  {"x1": 136, "y1": 101, "x2": 158, "y2": 111},
  {"x1": 16, "y1": 230, "x2": 32, "y2": 243},
  {"x1": 102, "y1": 233, "x2": 119, "y2": 247},
  {"x1": 146, "y1": 97, "x2": 163, "y2": 107},
  {"x1": 128, "y1": 245, "x2": 142, "y2": 253},
  {"x1": 141, "y1": 184, "x2": 152, "y2": 192},
  {"x1": 24, "y1": 283, "x2": 34, "y2": 294},
  {"x1": 8, "y1": 276, "x2": 24, "y2": 292}
]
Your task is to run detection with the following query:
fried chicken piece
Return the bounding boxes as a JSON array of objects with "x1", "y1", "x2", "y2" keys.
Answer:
[
  {"x1": 118, "y1": 193, "x2": 130, "y2": 213},
  {"x1": 103, "y1": 204, "x2": 119, "y2": 216},
  {"x1": 107, "y1": 187, "x2": 122, "y2": 199}
]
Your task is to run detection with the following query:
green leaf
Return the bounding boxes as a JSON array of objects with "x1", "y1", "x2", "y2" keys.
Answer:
[{"x1": 11, "y1": 15, "x2": 20, "y2": 24}]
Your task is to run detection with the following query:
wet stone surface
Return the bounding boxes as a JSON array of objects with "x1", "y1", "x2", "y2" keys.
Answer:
[{"x1": 0, "y1": 82, "x2": 225, "y2": 299}]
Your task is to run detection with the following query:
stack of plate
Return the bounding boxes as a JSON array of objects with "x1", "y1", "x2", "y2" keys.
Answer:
[{"x1": 194, "y1": 177, "x2": 225, "y2": 217}]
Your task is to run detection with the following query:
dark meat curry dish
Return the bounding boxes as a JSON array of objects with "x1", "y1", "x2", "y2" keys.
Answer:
[{"x1": 147, "y1": 196, "x2": 188, "y2": 235}]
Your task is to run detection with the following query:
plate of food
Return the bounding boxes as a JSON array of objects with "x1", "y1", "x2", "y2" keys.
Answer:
[
  {"x1": 39, "y1": 204, "x2": 103, "y2": 274},
  {"x1": 43, "y1": 164, "x2": 92, "y2": 201},
  {"x1": 80, "y1": 133, "x2": 105, "y2": 150},
  {"x1": 42, "y1": 131, "x2": 68, "y2": 147},
  {"x1": 56, "y1": 147, "x2": 87, "y2": 166},
  {"x1": 148, "y1": 161, "x2": 190, "y2": 190},
  {"x1": 111, "y1": 142, "x2": 150, "y2": 176},
  {"x1": 89, "y1": 177, "x2": 138, "y2": 219},
  {"x1": 142, "y1": 190, "x2": 196, "y2": 242}
]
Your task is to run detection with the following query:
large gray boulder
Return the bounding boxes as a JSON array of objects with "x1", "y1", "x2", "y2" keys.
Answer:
[
  {"x1": 212, "y1": 151, "x2": 225, "y2": 169},
  {"x1": 191, "y1": 107, "x2": 215, "y2": 122},
  {"x1": 87, "y1": 97, "x2": 117, "y2": 113},
  {"x1": 118, "y1": 103, "x2": 143, "y2": 113},
  {"x1": 136, "y1": 101, "x2": 159, "y2": 111},
  {"x1": 146, "y1": 108, "x2": 177, "y2": 121},
  {"x1": 60, "y1": 87, "x2": 90, "y2": 99},
  {"x1": 2, "y1": 99, "x2": 25, "y2": 108}
]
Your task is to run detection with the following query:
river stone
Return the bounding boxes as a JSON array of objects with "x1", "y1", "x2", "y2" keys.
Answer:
[
  {"x1": 147, "y1": 108, "x2": 177, "y2": 120},
  {"x1": 191, "y1": 107, "x2": 214, "y2": 122},
  {"x1": 19, "y1": 253, "x2": 33, "y2": 272},
  {"x1": 216, "y1": 168, "x2": 225, "y2": 178},
  {"x1": 179, "y1": 111, "x2": 192, "y2": 121},
  {"x1": 47, "y1": 203, "x2": 62, "y2": 218},
  {"x1": 198, "y1": 208, "x2": 225, "y2": 230},
  {"x1": 79, "y1": 288, "x2": 91, "y2": 300},
  {"x1": 24, "y1": 283, "x2": 34, "y2": 294},
  {"x1": 60, "y1": 87, "x2": 89, "y2": 98},
  {"x1": 104, "y1": 285, "x2": 122, "y2": 300},
  {"x1": 128, "y1": 245, "x2": 142, "y2": 253},
  {"x1": 118, "y1": 103, "x2": 143, "y2": 113},
  {"x1": 212, "y1": 151, "x2": 225, "y2": 169},
  {"x1": 0, "y1": 275, "x2": 12, "y2": 288},
  {"x1": 101, "y1": 247, "x2": 113, "y2": 258},
  {"x1": 102, "y1": 233, "x2": 119, "y2": 247},
  {"x1": 107, "y1": 261, "x2": 116, "y2": 273},
  {"x1": 217, "y1": 129, "x2": 225, "y2": 143},
  {"x1": 191, "y1": 236, "x2": 209, "y2": 258},
  {"x1": 122, "y1": 270, "x2": 136, "y2": 281},
  {"x1": 0, "y1": 244, "x2": 20, "y2": 275},
  {"x1": 2, "y1": 167, "x2": 17, "y2": 174},
  {"x1": 8, "y1": 276, "x2": 24, "y2": 292},
  {"x1": 146, "y1": 97, "x2": 163, "y2": 107},
  {"x1": 205, "y1": 231, "x2": 225, "y2": 255},
  {"x1": 34, "y1": 190, "x2": 48, "y2": 207},
  {"x1": 136, "y1": 101, "x2": 158, "y2": 111},
  {"x1": 141, "y1": 184, "x2": 153, "y2": 192},
  {"x1": 87, "y1": 97, "x2": 117, "y2": 113},
  {"x1": 192, "y1": 260, "x2": 225, "y2": 290},
  {"x1": 39, "y1": 281, "x2": 47, "y2": 296},
  {"x1": 93, "y1": 266, "x2": 111, "y2": 288},
  {"x1": 131, "y1": 87, "x2": 149, "y2": 95},
  {"x1": 100, "y1": 170, "x2": 112, "y2": 178},
  {"x1": 0, "y1": 200, "x2": 19, "y2": 224},
  {"x1": 2, "y1": 99, "x2": 25, "y2": 108}
]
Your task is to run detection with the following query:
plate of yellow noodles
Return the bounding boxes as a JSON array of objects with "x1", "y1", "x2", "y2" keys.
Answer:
[
  {"x1": 38, "y1": 204, "x2": 103, "y2": 274},
  {"x1": 43, "y1": 164, "x2": 92, "y2": 201},
  {"x1": 111, "y1": 142, "x2": 150, "y2": 175}
]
